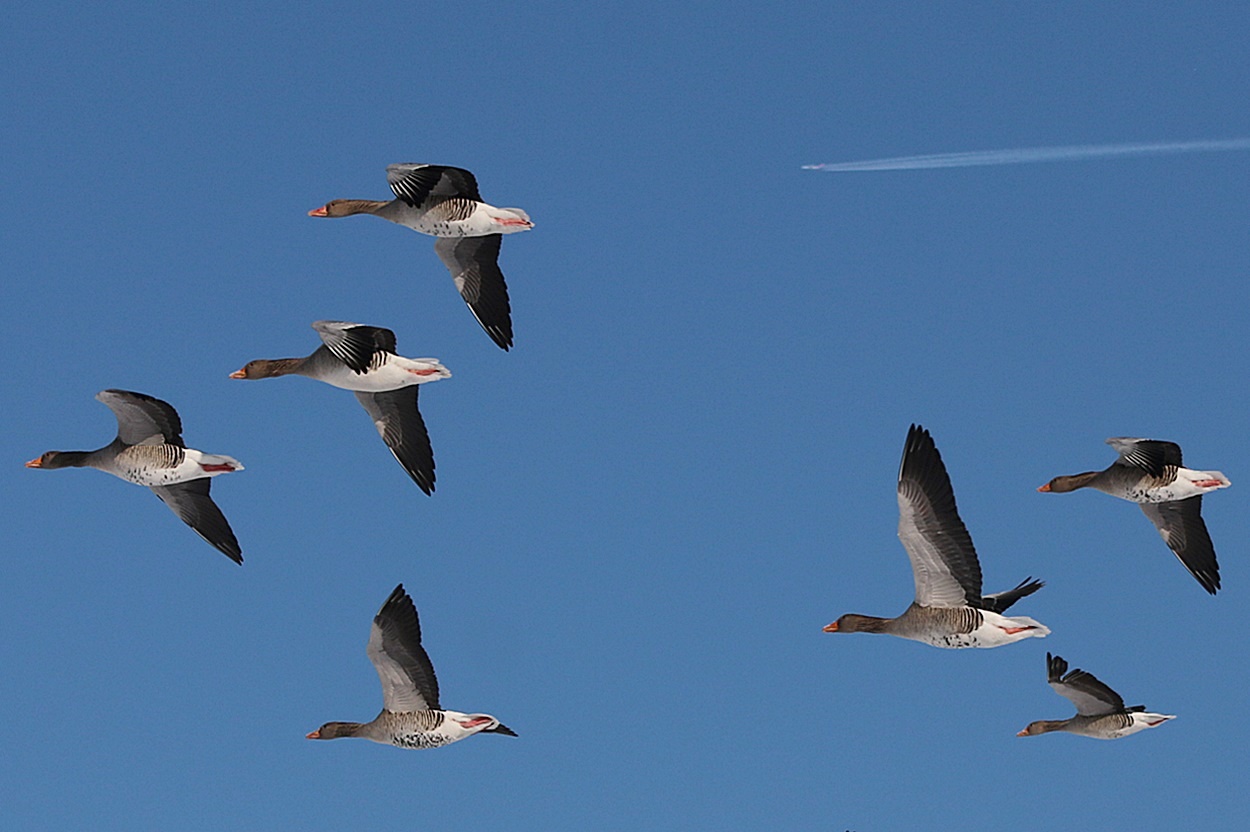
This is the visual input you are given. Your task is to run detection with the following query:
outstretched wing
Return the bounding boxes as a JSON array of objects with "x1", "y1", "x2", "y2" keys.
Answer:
[
  {"x1": 1047, "y1": 653, "x2": 1125, "y2": 716},
  {"x1": 434, "y1": 235, "x2": 514, "y2": 351},
  {"x1": 1139, "y1": 498, "x2": 1221, "y2": 594},
  {"x1": 980, "y1": 577, "x2": 1044, "y2": 613},
  {"x1": 354, "y1": 389, "x2": 436, "y2": 494},
  {"x1": 150, "y1": 479, "x2": 242, "y2": 563},
  {"x1": 366, "y1": 584, "x2": 440, "y2": 712},
  {"x1": 896, "y1": 425, "x2": 983, "y2": 607},
  {"x1": 98, "y1": 389, "x2": 185, "y2": 447}
]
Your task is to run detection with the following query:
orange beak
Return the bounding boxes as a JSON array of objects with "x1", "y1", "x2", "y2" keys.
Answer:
[
  {"x1": 822, "y1": 621, "x2": 839, "y2": 633},
  {"x1": 305, "y1": 730, "x2": 321, "y2": 739},
  {"x1": 229, "y1": 368, "x2": 247, "y2": 379},
  {"x1": 25, "y1": 457, "x2": 43, "y2": 468},
  {"x1": 308, "y1": 206, "x2": 329, "y2": 217},
  {"x1": 1016, "y1": 729, "x2": 1029, "y2": 737},
  {"x1": 1036, "y1": 483, "x2": 1052, "y2": 492}
]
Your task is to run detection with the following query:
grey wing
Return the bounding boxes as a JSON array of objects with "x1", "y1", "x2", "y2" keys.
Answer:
[
  {"x1": 366, "y1": 584, "x2": 440, "y2": 712},
  {"x1": 150, "y1": 480, "x2": 242, "y2": 563},
  {"x1": 1139, "y1": 498, "x2": 1221, "y2": 594},
  {"x1": 434, "y1": 235, "x2": 514, "y2": 351},
  {"x1": 311, "y1": 320, "x2": 398, "y2": 373},
  {"x1": 353, "y1": 389, "x2": 436, "y2": 495},
  {"x1": 896, "y1": 425, "x2": 983, "y2": 607},
  {"x1": 97, "y1": 389, "x2": 185, "y2": 447},
  {"x1": 1047, "y1": 654, "x2": 1125, "y2": 715},
  {"x1": 1106, "y1": 437, "x2": 1183, "y2": 477},
  {"x1": 386, "y1": 163, "x2": 482, "y2": 206}
]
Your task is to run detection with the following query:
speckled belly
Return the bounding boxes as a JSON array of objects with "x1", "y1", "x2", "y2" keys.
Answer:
[{"x1": 392, "y1": 731, "x2": 457, "y2": 750}]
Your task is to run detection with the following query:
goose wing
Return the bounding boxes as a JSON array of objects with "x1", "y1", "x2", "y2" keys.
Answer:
[
  {"x1": 354, "y1": 389, "x2": 435, "y2": 494},
  {"x1": 97, "y1": 389, "x2": 185, "y2": 447},
  {"x1": 1106, "y1": 437, "x2": 1183, "y2": 478},
  {"x1": 150, "y1": 479, "x2": 242, "y2": 563},
  {"x1": 434, "y1": 235, "x2": 513, "y2": 351},
  {"x1": 1139, "y1": 497, "x2": 1221, "y2": 594},
  {"x1": 366, "y1": 584, "x2": 440, "y2": 712},
  {"x1": 1047, "y1": 653, "x2": 1125, "y2": 716},
  {"x1": 311, "y1": 320, "x2": 398, "y2": 374},
  {"x1": 896, "y1": 425, "x2": 983, "y2": 608},
  {"x1": 387, "y1": 163, "x2": 482, "y2": 206}
]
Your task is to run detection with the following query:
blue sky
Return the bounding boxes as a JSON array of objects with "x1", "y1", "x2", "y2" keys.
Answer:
[{"x1": 4, "y1": 3, "x2": 1249, "y2": 830}]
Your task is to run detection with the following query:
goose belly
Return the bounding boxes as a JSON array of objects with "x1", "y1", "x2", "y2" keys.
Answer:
[
  {"x1": 387, "y1": 714, "x2": 480, "y2": 749},
  {"x1": 1127, "y1": 468, "x2": 1231, "y2": 503},
  {"x1": 317, "y1": 359, "x2": 449, "y2": 392},
  {"x1": 411, "y1": 206, "x2": 497, "y2": 238},
  {"x1": 115, "y1": 446, "x2": 242, "y2": 486},
  {"x1": 390, "y1": 730, "x2": 459, "y2": 750},
  {"x1": 915, "y1": 610, "x2": 1049, "y2": 649}
]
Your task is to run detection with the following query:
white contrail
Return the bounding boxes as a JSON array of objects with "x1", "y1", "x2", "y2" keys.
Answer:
[{"x1": 803, "y1": 139, "x2": 1250, "y2": 172}]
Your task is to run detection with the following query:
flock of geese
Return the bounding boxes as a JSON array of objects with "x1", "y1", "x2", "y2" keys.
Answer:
[
  {"x1": 22, "y1": 163, "x2": 1229, "y2": 746},
  {"x1": 25, "y1": 164, "x2": 529, "y2": 750},
  {"x1": 823, "y1": 423, "x2": 1227, "y2": 738}
]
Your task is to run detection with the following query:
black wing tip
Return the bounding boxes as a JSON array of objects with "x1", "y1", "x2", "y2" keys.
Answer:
[
  {"x1": 207, "y1": 529, "x2": 242, "y2": 565},
  {"x1": 394, "y1": 450, "x2": 436, "y2": 495},
  {"x1": 898, "y1": 423, "x2": 954, "y2": 497},
  {"x1": 1195, "y1": 571, "x2": 1220, "y2": 595},
  {"x1": 1047, "y1": 652, "x2": 1068, "y2": 681},
  {"x1": 376, "y1": 583, "x2": 423, "y2": 642},
  {"x1": 406, "y1": 466, "x2": 436, "y2": 495},
  {"x1": 900, "y1": 423, "x2": 937, "y2": 471},
  {"x1": 488, "y1": 329, "x2": 513, "y2": 351},
  {"x1": 378, "y1": 583, "x2": 416, "y2": 618},
  {"x1": 203, "y1": 532, "x2": 242, "y2": 564},
  {"x1": 981, "y1": 576, "x2": 1045, "y2": 612}
]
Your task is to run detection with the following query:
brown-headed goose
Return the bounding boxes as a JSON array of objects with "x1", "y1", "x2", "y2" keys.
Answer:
[
  {"x1": 306, "y1": 583, "x2": 517, "y2": 749},
  {"x1": 25, "y1": 389, "x2": 243, "y2": 563},
  {"x1": 1017, "y1": 653, "x2": 1174, "y2": 740},
  {"x1": 1038, "y1": 437, "x2": 1229, "y2": 594},
  {"x1": 230, "y1": 321, "x2": 449, "y2": 495},
  {"x1": 823, "y1": 424, "x2": 1049, "y2": 648},
  {"x1": 309, "y1": 164, "x2": 532, "y2": 351}
]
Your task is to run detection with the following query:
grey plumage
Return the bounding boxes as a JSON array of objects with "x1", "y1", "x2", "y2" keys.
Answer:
[{"x1": 26, "y1": 390, "x2": 242, "y2": 563}]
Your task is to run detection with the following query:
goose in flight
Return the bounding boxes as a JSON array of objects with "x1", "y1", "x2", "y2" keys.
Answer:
[
  {"x1": 1038, "y1": 437, "x2": 1229, "y2": 594},
  {"x1": 823, "y1": 424, "x2": 1049, "y2": 648},
  {"x1": 306, "y1": 584, "x2": 517, "y2": 749},
  {"x1": 25, "y1": 389, "x2": 243, "y2": 562},
  {"x1": 309, "y1": 164, "x2": 531, "y2": 351}
]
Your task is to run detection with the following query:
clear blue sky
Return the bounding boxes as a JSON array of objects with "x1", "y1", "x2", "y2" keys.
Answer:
[{"x1": 4, "y1": 3, "x2": 1249, "y2": 830}]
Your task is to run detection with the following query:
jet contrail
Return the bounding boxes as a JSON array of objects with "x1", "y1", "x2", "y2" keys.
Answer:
[{"x1": 803, "y1": 139, "x2": 1250, "y2": 172}]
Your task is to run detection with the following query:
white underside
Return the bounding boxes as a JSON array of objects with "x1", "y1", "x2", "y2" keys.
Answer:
[
  {"x1": 922, "y1": 610, "x2": 1051, "y2": 649},
  {"x1": 410, "y1": 203, "x2": 532, "y2": 238},
  {"x1": 117, "y1": 448, "x2": 244, "y2": 487},
  {"x1": 1126, "y1": 468, "x2": 1231, "y2": 502},
  {"x1": 318, "y1": 356, "x2": 451, "y2": 392},
  {"x1": 383, "y1": 710, "x2": 499, "y2": 749},
  {"x1": 1090, "y1": 712, "x2": 1177, "y2": 739}
]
